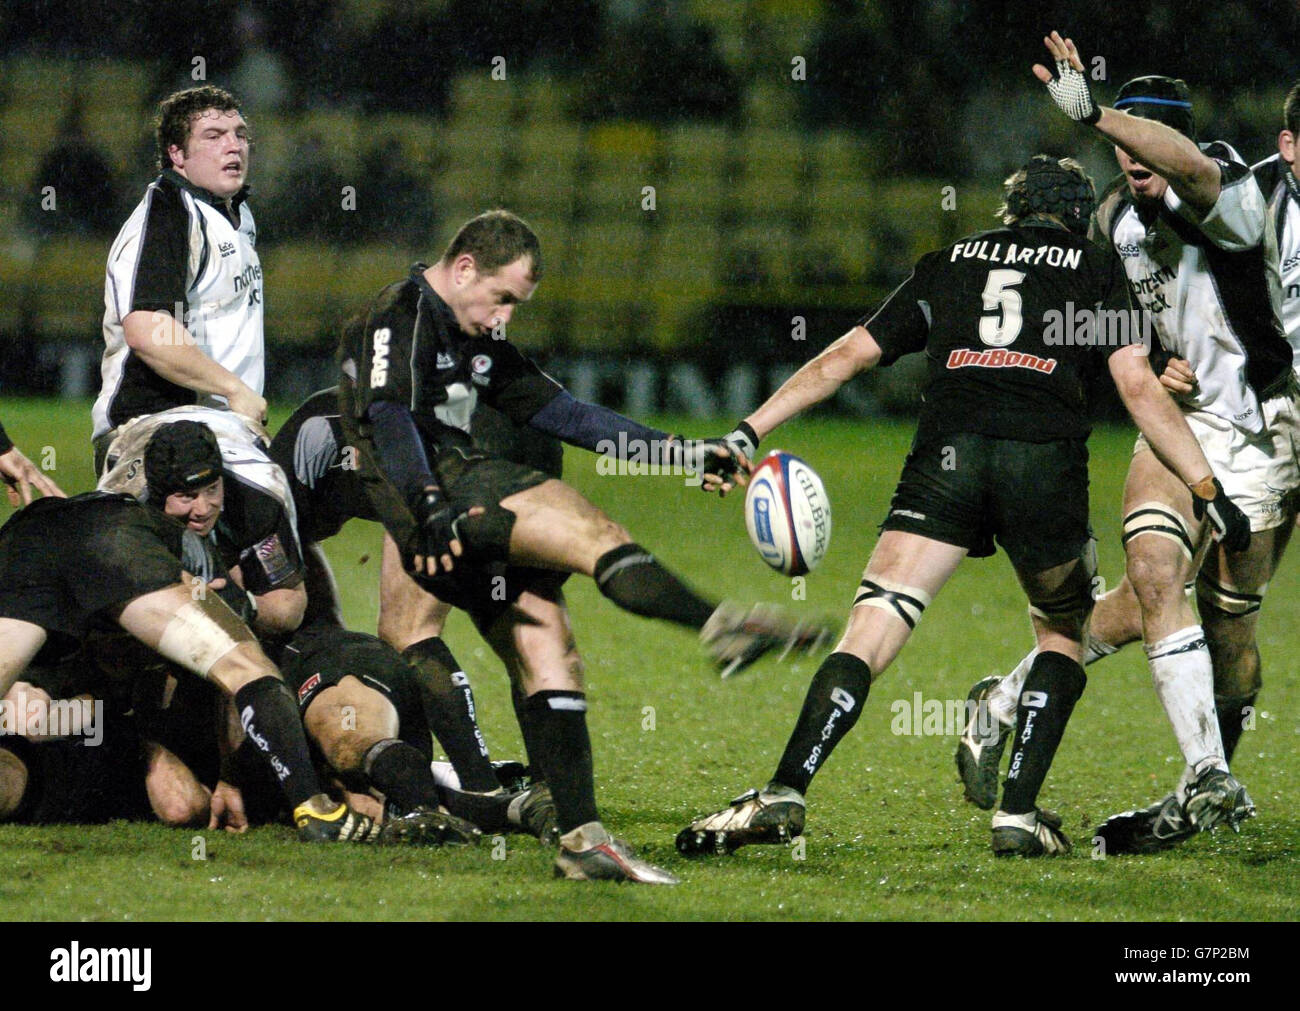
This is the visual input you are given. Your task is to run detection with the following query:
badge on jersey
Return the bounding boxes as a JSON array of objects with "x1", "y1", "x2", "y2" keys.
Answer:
[
  {"x1": 471, "y1": 354, "x2": 492, "y2": 386},
  {"x1": 250, "y1": 533, "x2": 295, "y2": 586}
]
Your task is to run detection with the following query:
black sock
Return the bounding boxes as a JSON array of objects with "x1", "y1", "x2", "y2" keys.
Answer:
[
  {"x1": 512, "y1": 683, "x2": 545, "y2": 778},
  {"x1": 1000, "y1": 651, "x2": 1086, "y2": 815},
  {"x1": 521, "y1": 690, "x2": 598, "y2": 833},
  {"x1": 1216, "y1": 691, "x2": 1257, "y2": 763},
  {"x1": 233, "y1": 676, "x2": 323, "y2": 809},
  {"x1": 402, "y1": 637, "x2": 498, "y2": 792},
  {"x1": 440, "y1": 787, "x2": 513, "y2": 832},
  {"x1": 362, "y1": 739, "x2": 442, "y2": 815},
  {"x1": 772, "y1": 652, "x2": 872, "y2": 795},
  {"x1": 593, "y1": 543, "x2": 716, "y2": 629}
]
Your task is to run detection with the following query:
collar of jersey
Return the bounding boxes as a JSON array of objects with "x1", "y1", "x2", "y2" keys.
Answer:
[
  {"x1": 409, "y1": 262, "x2": 461, "y2": 332},
  {"x1": 160, "y1": 168, "x2": 250, "y2": 212}
]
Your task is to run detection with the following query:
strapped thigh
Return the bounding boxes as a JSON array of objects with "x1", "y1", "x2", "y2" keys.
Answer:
[
  {"x1": 1122, "y1": 501, "x2": 1195, "y2": 562},
  {"x1": 1196, "y1": 570, "x2": 1265, "y2": 616},
  {"x1": 1026, "y1": 537, "x2": 1098, "y2": 625},
  {"x1": 853, "y1": 576, "x2": 932, "y2": 629}
]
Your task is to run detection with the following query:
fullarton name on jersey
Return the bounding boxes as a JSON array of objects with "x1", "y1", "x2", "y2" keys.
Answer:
[{"x1": 949, "y1": 239, "x2": 1083, "y2": 269}]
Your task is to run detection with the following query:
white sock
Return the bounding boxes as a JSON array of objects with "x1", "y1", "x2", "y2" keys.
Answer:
[
  {"x1": 989, "y1": 635, "x2": 1118, "y2": 727},
  {"x1": 989, "y1": 650, "x2": 1036, "y2": 726},
  {"x1": 1146, "y1": 625, "x2": 1226, "y2": 775}
]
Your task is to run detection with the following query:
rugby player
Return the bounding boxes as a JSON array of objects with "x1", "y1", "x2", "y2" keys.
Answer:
[
  {"x1": 957, "y1": 36, "x2": 1298, "y2": 853},
  {"x1": 99, "y1": 405, "x2": 307, "y2": 636},
  {"x1": 340, "y1": 209, "x2": 834, "y2": 882},
  {"x1": 0, "y1": 421, "x2": 390, "y2": 843},
  {"x1": 272, "y1": 384, "x2": 558, "y2": 824},
  {"x1": 676, "y1": 153, "x2": 1249, "y2": 858},
  {"x1": 93, "y1": 86, "x2": 267, "y2": 471},
  {"x1": 0, "y1": 420, "x2": 65, "y2": 506}
]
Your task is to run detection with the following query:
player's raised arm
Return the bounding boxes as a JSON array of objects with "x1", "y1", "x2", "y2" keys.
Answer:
[{"x1": 1034, "y1": 31, "x2": 1221, "y2": 213}]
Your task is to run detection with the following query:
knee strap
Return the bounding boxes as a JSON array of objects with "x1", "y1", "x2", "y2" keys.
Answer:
[
  {"x1": 853, "y1": 577, "x2": 931, "y2": 629},
  {"x1": 1196, "y1": 570, "x2": 1265, "y2": 616},
  {"x1": 1028, "y1": 538, "x2": 1098, "y2": 624},
  {"x1": 1122, "y1": 501, "x2": 1194, "y2": 562}
]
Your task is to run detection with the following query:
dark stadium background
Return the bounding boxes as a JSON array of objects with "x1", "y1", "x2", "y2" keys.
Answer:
[{"x1": 2, "y1": 0, "x2": 1296, "y2": 420}]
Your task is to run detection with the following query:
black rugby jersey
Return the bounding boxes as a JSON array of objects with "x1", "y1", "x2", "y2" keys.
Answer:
[
  {"x1": 344, "y1": 265, "x2": 563, "y2": 456},
  {"x1": 863, "y1": 221, "x2": 1132, "y2": 442}
]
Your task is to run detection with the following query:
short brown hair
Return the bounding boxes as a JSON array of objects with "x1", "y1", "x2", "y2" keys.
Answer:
[
  {"x1": 155, "y1": 86, "x2": 243, "y2": 171},
  {"x1": 441, "y1": 209, "x2": 542, "y2": 279},
  {"x1": 1285, "y1": 82, "x2": 1300, "y2": 137}
]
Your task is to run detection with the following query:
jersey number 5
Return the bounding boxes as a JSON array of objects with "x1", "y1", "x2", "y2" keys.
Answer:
[{"x1": 978, "y1": 269, "x2": 1026, "y2": 347}]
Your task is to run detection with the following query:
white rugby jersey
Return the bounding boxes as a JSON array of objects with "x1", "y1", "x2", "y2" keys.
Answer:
[
  {"x1": 93, "y1": 170, "x2": 264, "y2": 439},
  {"x1": 1098, "y1": 142, "x2": 1292, "y2": 434},
  {"x1": 97, "y1": 406, "x2": 303, "y2": 593},
  {"x1": 1253, "y1": 153, "x2": 1300, "y2": 371}
]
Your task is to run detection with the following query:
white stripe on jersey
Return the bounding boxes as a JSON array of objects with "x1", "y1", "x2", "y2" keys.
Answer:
[
  {"x1": 1112, "y1": 142, "x2": 1279, "y2": 433},
  {"x1": 1254, "y1": 153, "x2": 1300, "y2": 372},
  {"x1": 93, "y1": 179, "x2": 264, "y2": 439}
]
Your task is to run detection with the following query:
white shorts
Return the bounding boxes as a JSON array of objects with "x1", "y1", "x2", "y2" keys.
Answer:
[{"x1": 1133, "y1": 394, "x2": 1300, "y2": 532}]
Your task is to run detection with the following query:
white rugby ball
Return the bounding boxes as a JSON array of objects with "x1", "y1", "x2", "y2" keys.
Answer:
[{"x1": 744, "y1": 451, "x2": 832, "y2": 576}]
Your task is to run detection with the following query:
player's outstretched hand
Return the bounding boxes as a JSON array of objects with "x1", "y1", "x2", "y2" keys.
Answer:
[
  {"x1": 209, "y1": 780, "x2": 249, "y2": 833},
  {"x1": 1159, "y1": 356, "x2": 1198, "y2": 396},
  {"x1": 676, "y1": 422, "x2": 760, "y2": 497},
  {"x1": 228, "y1": 385, "x2": 269, "y2": 434},
  {"x1": 1033, "y1": 31, "x2": 1100, "y2": 125},
  {"x1": 1191, "y1": 476, "x2": 1251, "y2": 553},
  {"x1": 412, "y1": 486, "x2": 484, "y2": 575},
  {"x1": 0, "y1": 444, "x2": 66, "y2": 507}
]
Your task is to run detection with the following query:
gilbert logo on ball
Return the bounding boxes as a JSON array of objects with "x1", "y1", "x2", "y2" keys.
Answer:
[{"x1": 744, "y1": 451, "x2": 831, "y2": 576}]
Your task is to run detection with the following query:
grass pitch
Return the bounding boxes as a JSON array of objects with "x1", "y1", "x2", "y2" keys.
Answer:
[{"x1": 1, "y1": 397, "x2": 1298, "y2": 921}]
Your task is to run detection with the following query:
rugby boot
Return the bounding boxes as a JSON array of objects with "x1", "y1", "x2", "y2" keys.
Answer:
[
  {"x1": 955, "y1": 675, "x2": 1012, "y2": 810},
  {"x1": 1093, "y1": 794, "x2": 1196, "y2": 855},
  {"x1": 380, "y1": 805, "x2": 482, "y2": 846},
  {"x1": 508, "y1": 782, "x2": 559, "y2": 845},
  {"x1": 295, "y1": 796, "x2": 382, "y2": 843},
  {"x1": 701, "y1": 601, "x2": 837, "y2": 678},
  {"x1": 676, "y1": 783, "x2": 806, "y2": 855},
  {"x1": 991, "y1": 807, "x2": 1071, "y2": 857},
  {"x1": 553, "y1": 822, "x2": 680, "y2": 884},
  {"x1": 1182, "y1": 767, "x2": 1255, "y2": 832}
]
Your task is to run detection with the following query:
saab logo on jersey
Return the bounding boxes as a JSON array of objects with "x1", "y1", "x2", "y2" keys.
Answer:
[
  {"x1": 946, "y1": 348, "x2": 1057, "y2": 374},
  {"x1": 297, "y1": 673, "x2": 321, "y2": 703},
  {"x1": 370, "y1": 327, "x2": 391, "y2": 388},
  {"x1": 218, "y1": 240, "x2": 236, "y2": 257},
  {"x1": 436, "y1": 352, "x2": 455, "y2": 370},
  {"x1": 251, "y1": 533, "x2": 295, "y2": 584},
  {"x1": 1020, "y1": 690, "x2": 1048, "y2": 709},
  {"x1": 471, "y1": 354, "x2": 493, "y2": 386}
]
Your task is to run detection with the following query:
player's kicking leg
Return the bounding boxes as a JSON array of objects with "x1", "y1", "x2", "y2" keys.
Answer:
[
  {"x1": 676, "y1": 531, "x2": 965, "y2": 856},
  {"x1": 500, "y1": 478, "x2": 835, "y2": 675},
  {"x1": 483, "y1": 582, "x2": 678, "y2": 884}
]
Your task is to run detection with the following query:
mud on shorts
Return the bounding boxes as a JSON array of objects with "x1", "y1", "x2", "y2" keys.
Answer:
[
  {"x1": 880, "y1": 431, "x2": 1092, "y2": 573},
  {"x1": 1133, "y1": 393, "x2": 1300, "y2": 533}
]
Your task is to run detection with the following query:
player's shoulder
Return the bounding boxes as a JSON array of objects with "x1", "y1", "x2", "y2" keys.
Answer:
[
  {"x1": 367, "y1": 274, "x2": 420, "y2": 326},
  {"x1": 1251, "y1": 153, "x2": 1294, "y2": 202},
  {"x1": 1200, "y1": 140, "x2": 1252, "y2": 185}
]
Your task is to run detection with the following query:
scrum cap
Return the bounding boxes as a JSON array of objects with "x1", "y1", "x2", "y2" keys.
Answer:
[
  {"x1": 1114, "y1": 75, "x2": 1195, "y2": 140},
  {"x1": 1001, "y1": 155, "x2": 1096, "y2": 236},
  {"x1": 145, "y1": 421, "x2": 222, "y2": 504}
]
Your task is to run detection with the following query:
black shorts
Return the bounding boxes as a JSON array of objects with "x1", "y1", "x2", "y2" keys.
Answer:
[
  {"x1": 276, "y1": 626, "x2": 422, "y2": 727},
  {"x1": 0, "y1": 708, "x2": 151, "y2": 825},
  {"x1": 0, "y1": 494, "x2": 182, "y2": 644},
  {"x1": 881, "y1": 431, "x2": 1090, "y2": 572},
  {"x1": 337, "y1": 383, "x2": 564, "y2": 628}
]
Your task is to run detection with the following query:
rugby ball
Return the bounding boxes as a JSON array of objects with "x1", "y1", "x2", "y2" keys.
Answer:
[{"x1": 744, "y1": 451, "x2": 832, "y2": 576}]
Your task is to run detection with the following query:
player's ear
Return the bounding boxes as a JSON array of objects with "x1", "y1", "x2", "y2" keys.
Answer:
[
  {"x1": 453, "y1": 253, "x2": 478, "y2": 285},
  {"x1": 1279, "y1": 129, "x2": 1296, "y2": 164},
  {"x1": 167, "y1": 144, "x2": 186, "y2": 170}
]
